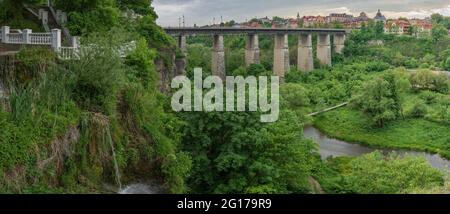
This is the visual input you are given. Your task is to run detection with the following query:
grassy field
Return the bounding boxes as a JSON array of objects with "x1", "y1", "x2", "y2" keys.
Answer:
[{"x1": 313, "y1": 107, "x2": 450, "y2": 159}]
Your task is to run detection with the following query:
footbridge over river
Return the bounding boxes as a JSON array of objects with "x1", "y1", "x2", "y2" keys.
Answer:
[{"x1": 164, "y1": 27, "x2": 351, "y2": 79}]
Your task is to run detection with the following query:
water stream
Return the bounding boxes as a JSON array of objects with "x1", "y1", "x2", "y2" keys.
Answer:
[
  {"x1": 106, "y1": 128, "x2": 122, "y2": 190},
  {"x1": 304, "y1": 126, "x2": 450, "y2": 170},
  {"x1": 118, "y1": 182, "x2": 165, "y2": 194}
]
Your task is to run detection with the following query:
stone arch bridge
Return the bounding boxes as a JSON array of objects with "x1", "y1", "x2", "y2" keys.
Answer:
[{"x1": 164, "y1": 27, "x2": 350, "y2": 79}]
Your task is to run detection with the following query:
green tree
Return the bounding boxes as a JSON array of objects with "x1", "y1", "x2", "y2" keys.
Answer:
[
  {"x1": 117, "y1": 0, "x2": 154, "y2": 15},
  {"x1": 431, "y1": 13, "x2": 444, "y2": 24},
  {"x1": 351, "y1": 78, "x2": 396, "y2": 127},
  {"x1": 383, "y1": 72, "x2": 409, "y2": 118},
  {"x1": 374, "y1": 21, "x2": 385, "y2": 36},
  {"x1": 181, "y1": 109, "x2": 317, "y2": 194},
  {"x1": 431, "y1": 24, "x2": 448, "y2": 42}
]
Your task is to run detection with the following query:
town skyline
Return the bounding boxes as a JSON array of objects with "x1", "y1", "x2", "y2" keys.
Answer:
[{"x1": 154, "y1": 0, "x2": 450, "y2": 27}]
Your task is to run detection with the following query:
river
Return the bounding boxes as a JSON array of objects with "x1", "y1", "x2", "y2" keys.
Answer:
[
  {"x1": 119, "y1": 126, "x2": 449, "y2": 194},
  {"x1": 304, "y1": 126, "x2": 450, "y2": 171}
]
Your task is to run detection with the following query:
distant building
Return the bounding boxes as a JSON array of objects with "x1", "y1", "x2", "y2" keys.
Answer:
[
  {"x1": 286, "y1": 18, "x2": 299, "y2": 28},
  {"x1": 329, "y1": 13, "x2": 353, "y2": 23},
  {"x1": 259, "y1": 16, "x2": 271, "y2": 24},
  {"x1": 340, "y1": 12, "x2": 369, "y2": 29},
  {"x1": 384, "y1": 18, "x2": 433, "y2": 36},
  {"x1": 302, "y1": 16, "x2": 328, "y2": 27},
  {"x1": 385, "y1": 19, "x2": 410, "y2": 34},
  {"x1": 374, "y1": 9, "x2": 386, "y2": 22},
  {"x1": 271, "y1": 17, "x2": 288, "y2": 28},
  {"x1": 409, "y1": 18, "x2": 433, "y2": 36},
  {"x1": 355, "y1": 12, "x2": 370, "y2": 22},
  {"x1": 232, "y1": 23, "x2": 241, "y2": 28},
  {"x1": 242, "y1": 20, "x2": 263, "y2": 28}
]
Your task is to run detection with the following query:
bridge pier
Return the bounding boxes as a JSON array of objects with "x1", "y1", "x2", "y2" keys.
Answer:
[
  {"x1": 298, "y1": 34, "x2": 314, "y2": 72},
  {"x1": 333, "y1": 33, "x2": 346, "y2": 54},
  {"x1": 212, "y1": 34, "x2": 225, "y2": 79},
  {"x1": 176, "y1": 35, "x2": 187, "y2": 75},
  {"x1": 317, "y1": 34, "x2": 331, "y2": 66},
  {"x1": 245, "y1": 34, "x2": 260, "y2": 66},
  {"x1": 178, "y1": 34, "x2": 187, "y2": 53},
  {"x1": 273, "y1": 34, "x2": 289, "y2": 79}
]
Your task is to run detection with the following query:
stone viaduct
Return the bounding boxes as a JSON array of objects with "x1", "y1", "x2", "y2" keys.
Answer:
[{"x1": 164, "y1": 27, "x2": 350, "y2": 79}]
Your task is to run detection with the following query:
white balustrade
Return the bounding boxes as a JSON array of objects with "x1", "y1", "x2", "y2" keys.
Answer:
[
  {"x1": 58, "y1": 47, "x2": 79, "y2": 60},
  {"x1": 7, "y1": 33, "x2": 24, "y2": 44},
  {"x1": 29, "y1": 33, "x2": 52, "y2": 45},
  {"x1": 1, "y1": 26, "x2": 136, "y2": 60}
]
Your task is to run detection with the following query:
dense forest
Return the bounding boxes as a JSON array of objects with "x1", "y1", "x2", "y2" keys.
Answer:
[{"x1": 0, "y1": 0, "x2": 449, "y2": 194}]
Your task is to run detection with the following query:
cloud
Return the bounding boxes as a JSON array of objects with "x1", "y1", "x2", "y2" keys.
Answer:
[
  {"x1": 153, "y1": 0, "x2": 450, "y2": 26},
  {"x1": 379, "y1": 5, "x2": 450, "y2": 19},
  {"x1": 324, "y1": 7, "x2": 353, "y2": 14},
  {"x1": 433, "y1": 5, "x2": 450, "y2": 16}
]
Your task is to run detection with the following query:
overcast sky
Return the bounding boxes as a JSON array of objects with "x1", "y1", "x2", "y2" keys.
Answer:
[{"x1": 153, "y1": 0, "x2": 450, "y2": 26}]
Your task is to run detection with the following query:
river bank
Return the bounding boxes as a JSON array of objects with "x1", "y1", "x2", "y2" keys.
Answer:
[
  {"x1": 304, "y1": 125, "x2": 450, "y2": 171},
  {"x1": 312, "y1": 108, "x2": 450, "y2": 160}
]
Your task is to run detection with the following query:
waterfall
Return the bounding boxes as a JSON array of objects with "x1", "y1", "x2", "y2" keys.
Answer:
[
  {"x1": 0, "y1": 80, "x2": 5, "y2": 98},
  {"x1": 106, "y1": 127, "x2": 122, "y2": 190}
]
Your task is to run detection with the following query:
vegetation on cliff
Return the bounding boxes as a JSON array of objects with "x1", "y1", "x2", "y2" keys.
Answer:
[{"x1": 0, "y1": 0, "x2": 449, "y2": 194}]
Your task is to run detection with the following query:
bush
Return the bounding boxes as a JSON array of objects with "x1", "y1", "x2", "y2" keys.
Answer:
[
  {"x1": 419, "y1": 91, "x2": 439, "y2": 104},
  {"x1": 410, "y1": 70, "x2": 449, "y2": 93},
  {"x1": 280, "y1": 83, "x2": 310, "y2": 109},
  {"x1": 70, "y1": 46, "x2": 122, "y2": 114},
  {"x1": 444, "y1": 57, "x2": 450, "y2": 70},
  {"x1": 410, "y1": 101, "x2": 428, "y2": 118},
  {"x1": 419, "y1": 63, "x2": 430, "y2": 69},
  {"x1": 367, "y1": 61, "x2": 391, "y2": 72},
  {"x1": 124, "y1": 38, "x2": 158, "y2": 89},
  {"x1": 339, "y1": 152, "x2": 445, "y2": 194},
  {"x1": 247, "y1": 64, "x2": 269, "y2": 76},
  {"x1": 405, "y1": 58, "x2": 419, "y2": 69}
]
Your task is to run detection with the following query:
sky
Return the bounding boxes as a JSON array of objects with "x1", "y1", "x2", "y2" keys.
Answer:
[{"x1": 153, "y1": 0, "x2": 450, "y2": 27}]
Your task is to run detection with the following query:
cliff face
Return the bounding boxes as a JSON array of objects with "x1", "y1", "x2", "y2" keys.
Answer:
[{"x1": 155, "y1": 51, "x2": 187, "y2": 93}]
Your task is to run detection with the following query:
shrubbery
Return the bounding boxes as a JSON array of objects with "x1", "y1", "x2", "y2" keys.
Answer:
[{"x1": 325, "y1": 152, "x2": 445, "y2": 194}]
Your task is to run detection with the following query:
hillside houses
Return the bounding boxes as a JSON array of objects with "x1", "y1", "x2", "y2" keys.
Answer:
[
  {"x1": 224, "y1": 9, "x2": 434, "y2": 36},
  {"x1": 385, "y1": 18, "x2": 433, "y2": 36}
]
